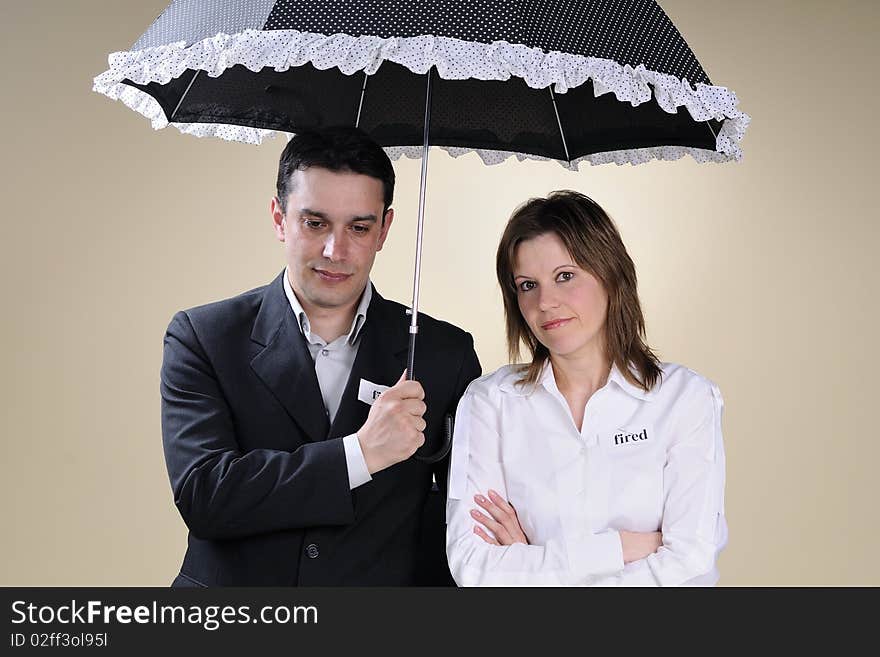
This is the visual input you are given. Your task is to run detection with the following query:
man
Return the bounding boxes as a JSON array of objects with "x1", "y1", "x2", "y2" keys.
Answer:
[{"x1": 160, "y1": 127, "x2": 481, "y2": 586}]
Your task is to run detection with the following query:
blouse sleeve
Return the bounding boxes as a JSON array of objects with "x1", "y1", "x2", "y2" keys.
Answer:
[
  {"x1": 445, "y1": 381, "x2": 624, "y2": 586},
  {"x1": 615, "y1": 379, "x2": 728, "y2": 586}
]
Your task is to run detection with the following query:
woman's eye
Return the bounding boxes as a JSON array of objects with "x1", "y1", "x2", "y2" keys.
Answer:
[
  {"x1": 558, "y1": 271, "x2": 574, "y2": 282},
  {"x1": 518, "y1": 281, "x2": 536, "y2": 292}
]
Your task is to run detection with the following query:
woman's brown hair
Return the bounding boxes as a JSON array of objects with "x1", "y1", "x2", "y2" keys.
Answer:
[{"x1": 495, "y1": 190, "x2": 661, "y2": 391}]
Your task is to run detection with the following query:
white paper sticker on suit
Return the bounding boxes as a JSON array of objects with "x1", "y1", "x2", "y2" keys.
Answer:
[{"x1": 358, "y1": 379, "x2": 389, "y2": 406}]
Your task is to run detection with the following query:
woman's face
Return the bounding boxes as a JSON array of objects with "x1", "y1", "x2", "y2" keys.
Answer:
[{"x1": 513, "y1": 232, "x2": 608, "y2": 361}]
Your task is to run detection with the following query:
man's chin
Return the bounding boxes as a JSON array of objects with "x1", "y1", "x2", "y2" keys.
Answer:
[{"x1": 304, "y1": 283, "x2": 364, "y2": 310}]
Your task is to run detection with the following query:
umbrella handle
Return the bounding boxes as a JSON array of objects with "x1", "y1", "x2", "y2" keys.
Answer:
[
  {"x1": 406, "y1": 327, "x2": 417, "y2": 381},
  {"x1": 414, "y1": 412, "x2": 454, "y2": 464},
  {"x1": 408, "y1": 326, "x2": 455, "y2": 464}
]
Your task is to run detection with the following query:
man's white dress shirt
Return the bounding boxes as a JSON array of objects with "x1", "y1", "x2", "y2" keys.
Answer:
[
  {"x1": 446, "y1": 361, "x2": 727, "y2": 586},
  {"x1": 283, "y1": 269, "x2": 372, "y2": 489}
]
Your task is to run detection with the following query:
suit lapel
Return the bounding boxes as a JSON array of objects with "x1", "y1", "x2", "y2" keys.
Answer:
[
  {"x1": 250, "y1": 273, "x2": 330, "y2": 442},
  {"x1": 329, "y1": 289, "x2": 409, "y2": 439}
]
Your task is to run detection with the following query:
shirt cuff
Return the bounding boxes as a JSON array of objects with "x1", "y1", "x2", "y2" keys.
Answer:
[
  {"x1": 343, "y1": 433, "x2": 372, "y2": 489},
  {"x1": 566, "y1": 528, "x2": 625, "y2": 581}
]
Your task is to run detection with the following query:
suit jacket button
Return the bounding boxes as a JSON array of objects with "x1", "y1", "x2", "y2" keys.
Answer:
[{"x1": 306, "y1": 543, "x2": 319, "y2": 559}]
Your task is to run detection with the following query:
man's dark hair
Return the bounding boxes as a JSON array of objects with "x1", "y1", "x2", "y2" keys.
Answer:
[{"x1": 276, "y1": 126, "x2": 395, "y2": 215}]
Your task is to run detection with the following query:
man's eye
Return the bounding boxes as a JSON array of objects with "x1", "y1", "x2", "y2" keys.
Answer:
[
  {"x1": 304, "y1": 219, "x2": 325, "y2": 229},
  {"x1": 351, "y1": 224, "x2": 370, "y2": 234},
  {"x1": 518, "y1": 281, "x2": 536, "y2": 292}
]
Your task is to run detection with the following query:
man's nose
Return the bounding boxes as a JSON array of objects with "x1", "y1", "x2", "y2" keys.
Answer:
[{"x1": 322, "y1": 231, "x2": 348, "y2": 261}]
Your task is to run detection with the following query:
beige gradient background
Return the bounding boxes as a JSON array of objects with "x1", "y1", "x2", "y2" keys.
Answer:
[{"x1": 2, "y1": 1, "x2": 878, "y2": 586}]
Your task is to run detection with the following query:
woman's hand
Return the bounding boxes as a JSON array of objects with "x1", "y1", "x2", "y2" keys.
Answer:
[
  {"x1": 619, "y1": 530, "x2": 663, "y2": 563},
  {"x1": 471, "y1": 489, "x2": 530, "y2": 546}
]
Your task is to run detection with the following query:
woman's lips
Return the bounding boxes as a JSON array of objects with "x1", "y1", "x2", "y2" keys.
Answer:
[{"x1": 541, "y1": 318, "x2": 572, "y2": 330}]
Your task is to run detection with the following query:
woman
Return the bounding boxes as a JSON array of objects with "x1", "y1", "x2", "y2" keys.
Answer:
[{"x1": 445, "y1": 191, "x2": 727, "y2": 586}]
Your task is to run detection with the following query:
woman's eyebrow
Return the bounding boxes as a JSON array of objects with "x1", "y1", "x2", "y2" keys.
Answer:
[{"x1": 514, "y1": 263, "x2": 575, "y2": 280}]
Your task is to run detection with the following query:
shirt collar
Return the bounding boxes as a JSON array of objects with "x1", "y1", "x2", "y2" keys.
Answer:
[
  {"x1": 282, "y1": 267, "x2": 371, "y2": 345},
  {"x1": 607, "y1": 362, "x2": 655, "y2": 401},
  {"x1": 537, "y1": 359, "x2": 558, "y2": 393},
  {"x1": 531, "y1": 359, "x2": 655, "y2": 401}
]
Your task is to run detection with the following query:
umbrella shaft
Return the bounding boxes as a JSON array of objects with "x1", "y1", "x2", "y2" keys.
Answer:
[{"x1": 407, "y1": 68, "x2": 433, "y2": 380}]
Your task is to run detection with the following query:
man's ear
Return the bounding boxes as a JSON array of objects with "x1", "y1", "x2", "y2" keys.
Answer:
[
  {"x1": 270, "y1": 196, "x2": 286, "y2": 242},
  {"x1": 376, "y1": 208, "x2": 394, "y2": 251}
]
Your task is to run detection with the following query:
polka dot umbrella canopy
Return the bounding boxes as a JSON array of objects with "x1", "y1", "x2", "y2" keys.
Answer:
[
  {"x1": 93, "y1": 0, "x2": 749, "y2": 400},
  {"x1": 94, "y1": 0, "x2": 749, "y2": 166}
]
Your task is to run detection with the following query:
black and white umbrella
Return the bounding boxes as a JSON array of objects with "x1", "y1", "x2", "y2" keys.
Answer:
[
  {"x1": 94, "y1": 1, "x2": 748, "y2": 161},
  {"x1": 94, "y1": 0, "x2": 749, "y2": 382}
]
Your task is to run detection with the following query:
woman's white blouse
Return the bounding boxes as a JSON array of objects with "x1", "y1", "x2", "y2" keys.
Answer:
[{"x1": 446, "y1": 361, "x2": 727, "y2": 586}]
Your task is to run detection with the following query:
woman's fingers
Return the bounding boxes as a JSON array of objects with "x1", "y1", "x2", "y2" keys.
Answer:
[
  {"x1": 473, "y1": 490, "x2": 529, "y2": 545},
  {"x1": 487, "y1": 489, "x2": 516, "y2": 514},
  {"x1": 470, "y1": 508, "x2": 512, "y2": 543},
  {"x1": 473, "y1": 525, "x2": 499, "y2": 545},
  {"x1": 474, "y1": 493, "x2": 511, "y2": 524},
  {"x1": 471, "y1": 491, "x2": 533, "y2": 545}
]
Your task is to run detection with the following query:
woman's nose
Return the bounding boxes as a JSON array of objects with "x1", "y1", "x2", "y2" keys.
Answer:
[{"x1": 537, "y1": 286, "x2": 560, "y2": 311}]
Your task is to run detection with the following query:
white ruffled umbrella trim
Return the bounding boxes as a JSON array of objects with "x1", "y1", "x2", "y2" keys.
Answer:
[{"x1": 93, "y1": 28, "x2": 750, "y2": 166}]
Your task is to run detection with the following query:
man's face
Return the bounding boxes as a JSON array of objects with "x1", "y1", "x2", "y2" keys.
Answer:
[{"x1": 271, "y1": 167, "x2": 393, "y2": 315}]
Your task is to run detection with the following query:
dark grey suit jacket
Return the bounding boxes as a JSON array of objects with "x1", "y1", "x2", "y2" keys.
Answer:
[{"x1": 161, "y1": 272, "x2": 481, "y2": 586}]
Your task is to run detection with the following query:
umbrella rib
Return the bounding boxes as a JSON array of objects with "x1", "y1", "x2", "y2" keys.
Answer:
[
  {"x1": 355, "y1": 72, "x2": 369, "y2": 128},
  {"x1": 705, "y1": 119, "x2": 719, "y2": 147},
  {"x1": 170, "y1": 70, "x2": 201, "y2": 122},
  {"x1": 549, "y1": 86, "x2": 571, "y2": 164}
]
